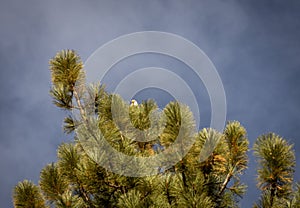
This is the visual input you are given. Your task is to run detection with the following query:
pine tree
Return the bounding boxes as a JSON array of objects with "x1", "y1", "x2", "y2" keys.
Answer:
[
  {"x1": 253, "y1": 133, "x2": 296, "y2": 208},
  {"x1": 12, "y1": 50, "x2": 299, "y2": 207}
]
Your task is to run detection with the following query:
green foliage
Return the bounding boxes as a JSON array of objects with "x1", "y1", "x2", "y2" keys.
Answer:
[
  {"x1": 39, "y1": 163, "x2": 67, "y2": 202},
  {"x1": 191, "y1": 122, "x2": 249, "y2": 207},
  {"x1": 224, "y1": 121, "x2": 248, "y2": 175},
  {"x1": 253, "y1": 133, "x2": 296, "y2": 207},
  {"x1": 50, "y1": 85, "x2": 74, "y2": 110},
  {"x1": 49, "y1": 49, "x2": 84, "y2": 88},
  {"x1": 160, "y1": 101, "x2": 184, "y2": 147},
  {"x1": 49, "y1": 49, "x2": 85, "y2": 110},
  {"x1": 253, "y1": 190, "x2": 287, "y2": 208},
  {"x1": 13, "y1": 50, "x2": 299, "y2": 208},
  {"x1": 63, "y1": 115, "x2": 76, "y2": 134},
  {"x1": 13, "y1": 180, "x2": 46, "y2": 208},
  {"x1": 117, "y1": 189, "x2": 146, "y2": 208},
  {"x1": 290, "y1": 183, "x2": 300, "y2": 208}
]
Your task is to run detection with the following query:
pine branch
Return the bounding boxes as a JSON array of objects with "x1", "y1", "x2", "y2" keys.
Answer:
[
  {"x1": 254, "y1": 133, "x2": 296, "y2": 206},
  {"x1": 218, "y1": 167, "x2": 234, "y2": 196},
  {"x1": 73, "y1": 87, "x2": 87, "y2": 122},
  {"x1": 13, "y1": 180, "x2": 46, "y2": 208}
]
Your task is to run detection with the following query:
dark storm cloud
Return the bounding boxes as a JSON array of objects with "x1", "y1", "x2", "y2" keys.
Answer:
[{"x1": 1, "y1": 0, "x2": 300, "y2": 207}]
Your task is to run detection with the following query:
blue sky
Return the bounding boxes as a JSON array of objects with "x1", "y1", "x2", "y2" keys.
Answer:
[{"x1": 1, "y1": 0, "x2": 300, "y2": 207}]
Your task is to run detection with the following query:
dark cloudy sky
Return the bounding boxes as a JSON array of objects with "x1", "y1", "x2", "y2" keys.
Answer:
[{"x1": 1, "y1": 0, "x2": 300, "y2": 207}]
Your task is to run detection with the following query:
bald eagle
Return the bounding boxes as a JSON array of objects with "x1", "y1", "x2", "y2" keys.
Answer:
[{"x1": 130, "y1": 99, "x2": 138, "y2": 107}]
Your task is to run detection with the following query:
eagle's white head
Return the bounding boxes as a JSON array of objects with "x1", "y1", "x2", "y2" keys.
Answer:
[{"x1": 130, "y1": 99, "x2": 138, "y2": 107}]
